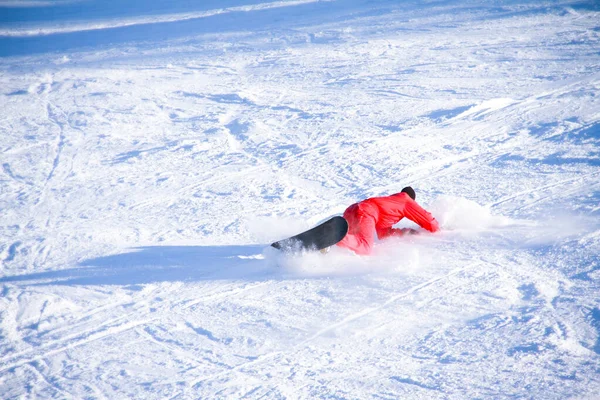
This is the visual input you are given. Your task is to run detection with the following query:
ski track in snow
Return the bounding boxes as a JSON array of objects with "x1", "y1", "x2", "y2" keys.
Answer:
[{"x1": 1, "y1": 0, "x2": 600, "y2": 398}]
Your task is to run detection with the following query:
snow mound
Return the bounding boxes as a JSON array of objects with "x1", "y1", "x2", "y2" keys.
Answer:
[
  {"x1": 429, "y1": 196, "x2": 512, "y2": 230},
  {"x1": 264, "y1": 233, "x2": 431, "y2": 279}
]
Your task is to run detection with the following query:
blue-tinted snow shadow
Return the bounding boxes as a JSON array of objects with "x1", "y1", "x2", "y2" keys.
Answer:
[
  {"x1": 495, "y1": 152, "x2": 600, "y2": 168},
  {"x1": 3, "y1": 0, "x2": 586, "y2": 58},
  {"x1": 0, "y1": 0, "x2": 268, "y2": 24},
  {"x1": 528, "y1": 121, "x2": 600, "y2": 145},
  {"x1": 0, "y1": 0, "x2": 382, "y2": 57},
  {"x1": 424, "y1": 105, "x2": 473, "y2": 123},
  {"x1": 0, "y1": 245, "x2": 278, "y2": 286},
  {"x1": 0, "y1": 1, "x2": 318, "y2": 56}
]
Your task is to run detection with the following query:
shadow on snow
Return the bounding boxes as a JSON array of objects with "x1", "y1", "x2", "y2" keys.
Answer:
[
  {"x1": 3, "y1": 1, "x2": 592, "y2": 58},
  {"x1": 0, "y1": 245, "x2": 277, "y2": 286},
  {"x1": 0, "y1": 0, "x2": 379, "y2": 57}
]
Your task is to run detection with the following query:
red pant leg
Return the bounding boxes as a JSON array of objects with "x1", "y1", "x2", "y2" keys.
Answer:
[{"x1": 336, "y1": 204, "x2": 376, "y2": 255}]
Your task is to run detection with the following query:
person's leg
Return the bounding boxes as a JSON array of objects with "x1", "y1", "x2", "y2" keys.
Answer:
[{"x1": 336, "y1": 205, "x2": 376, "y2": 255}]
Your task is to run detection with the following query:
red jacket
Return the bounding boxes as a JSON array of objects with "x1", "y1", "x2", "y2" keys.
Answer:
[
  {"x1": 359, "y1": 192, "x2": 439, "y2": 238},
  {"x1": 337, "y1": 192, "x2": 439, "y2": 254}
]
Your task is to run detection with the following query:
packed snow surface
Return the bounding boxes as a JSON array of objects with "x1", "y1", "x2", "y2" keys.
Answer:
[{"x1": 1, "y1": 0, "x2": 600, "y2": 398}]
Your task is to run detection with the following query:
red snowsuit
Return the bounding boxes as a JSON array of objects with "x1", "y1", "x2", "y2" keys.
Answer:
[{"x1": 336, "y1": 192, "x2": 439, "y2": 255}]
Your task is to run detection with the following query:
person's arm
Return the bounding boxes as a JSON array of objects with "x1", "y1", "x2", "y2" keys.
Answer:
[
  {"x1": 403, "y1": 198, "x2": 440, "y2": 233},
  {"x1": 376, "y1": 226, "x2": 419, "y2": 239}
]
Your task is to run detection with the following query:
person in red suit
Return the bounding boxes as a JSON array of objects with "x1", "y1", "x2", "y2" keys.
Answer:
[{"x1": 336, "y1": 186, "x2": 439, "y2": 255}]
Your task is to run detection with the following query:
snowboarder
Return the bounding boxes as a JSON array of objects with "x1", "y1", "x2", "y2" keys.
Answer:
[{"x1": 336, "y1": 186, "x2": 439, "y2": 255}]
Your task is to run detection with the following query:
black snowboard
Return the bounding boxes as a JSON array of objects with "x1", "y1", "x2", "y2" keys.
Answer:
[{"x1": 271, "y1": 216, "x2": 348, "y2": 253}]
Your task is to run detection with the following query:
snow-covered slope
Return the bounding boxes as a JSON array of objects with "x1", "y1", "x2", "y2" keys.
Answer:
[{"x1": 1, "y1": 0, "x2": 599, "y2": 398}]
